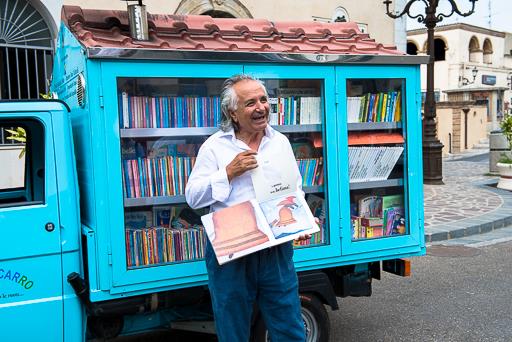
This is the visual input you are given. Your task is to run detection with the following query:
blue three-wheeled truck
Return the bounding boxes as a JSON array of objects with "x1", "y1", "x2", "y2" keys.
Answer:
[{"x1": 0, "y1": 5, "x2": 427, "y2": 341}]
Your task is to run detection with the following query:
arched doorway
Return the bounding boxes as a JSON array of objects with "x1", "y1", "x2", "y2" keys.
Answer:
[{"x1": 0, "y1": 0, "x2": 54, "y2": 99}]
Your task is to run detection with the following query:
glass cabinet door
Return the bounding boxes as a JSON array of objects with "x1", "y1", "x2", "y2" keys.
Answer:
[
  {"x1": 116, "y1": 77, "x2": 226, "y2": 269},
  {"x1": 262, "y1": 78, "x2": 328, "y2": 248},
  {"x1": 244, "y1": 65, "x2": 340, "y2": 262},
  {"x1": 337, "y1": 65, "x2": 423, "y2": 257},
  {"x1": 346, "y1": 78, "x2": 407, "y2": 241}
]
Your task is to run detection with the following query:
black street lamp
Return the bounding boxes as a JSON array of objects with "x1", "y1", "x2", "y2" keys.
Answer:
[{"x1": 384, "y1": 0, "x2": 477, "y2": 184}]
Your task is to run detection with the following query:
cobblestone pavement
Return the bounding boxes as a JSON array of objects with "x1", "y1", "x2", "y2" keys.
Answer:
[{"x1": 423, "y1": 161, "x2": 501, "y2": 227}]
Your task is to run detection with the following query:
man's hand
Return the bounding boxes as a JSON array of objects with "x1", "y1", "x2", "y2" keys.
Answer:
[
  {"x1": 226, "y1": 150, "x2": 258, "y2": 182},
  {"x1": 295, "y1": 217, "x2": 320, "y2": 242}
]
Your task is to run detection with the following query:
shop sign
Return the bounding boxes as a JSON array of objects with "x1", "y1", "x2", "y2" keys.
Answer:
[{"x1": 482, "y1": 75, "x2": 496, "y2": 85}]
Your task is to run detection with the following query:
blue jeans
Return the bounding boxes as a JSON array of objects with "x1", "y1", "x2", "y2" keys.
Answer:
[{"x1": 205, "y1": 241, "x2": 305, "y2": 342}]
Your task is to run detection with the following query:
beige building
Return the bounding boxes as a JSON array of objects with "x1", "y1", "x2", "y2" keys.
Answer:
[
  {"x1": 407, "y1": 23, "x2": 512, "y2": 155},
  {"x1": 0, "y1": 0, "x2": 403, "y2": 100}
]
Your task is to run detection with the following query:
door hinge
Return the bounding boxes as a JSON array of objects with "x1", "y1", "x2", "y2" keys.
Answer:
[
  {"x1": 107, "y1": 244, "x2": 113, "y2": 265},
  {"x1": 99, "y1": 95, "x2": 104, "y2": 108},
  {"x1": 339, "y1": 218, "x2": 344, "y2": 238}
]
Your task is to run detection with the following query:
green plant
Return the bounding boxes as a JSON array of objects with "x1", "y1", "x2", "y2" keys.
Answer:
[
  {"x1": 6, "y1": 127, "x2": 27, "y2": 158},
  {"x1": 40, "y1": 92, "x2": 53, "y2": 99},
  {"x1": 498, "y1": 115, "x2": 512, "y2": 164}
]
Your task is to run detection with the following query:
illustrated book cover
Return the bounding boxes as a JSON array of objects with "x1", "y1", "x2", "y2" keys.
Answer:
[
  {"x1": 201, "y1": 150, "x2": 319, "y2": 264},
  {"x1": 201, "y1": 190, "x2": 319, "y2": 264}
]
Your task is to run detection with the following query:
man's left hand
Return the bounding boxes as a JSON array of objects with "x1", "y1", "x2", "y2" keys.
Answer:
[{"x1": 295, "y1": 217, "x2": 320, "y2": 242}]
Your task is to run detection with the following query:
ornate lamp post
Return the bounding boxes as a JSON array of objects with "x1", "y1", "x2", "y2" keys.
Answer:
[{"x1": 383, "y1": 0, "x2": 477, "y2": 184}]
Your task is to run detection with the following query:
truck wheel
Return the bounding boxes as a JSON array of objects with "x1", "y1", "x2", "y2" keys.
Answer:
[{"x1": 252, "y1": 293, "x2": 330, "y2": 342}]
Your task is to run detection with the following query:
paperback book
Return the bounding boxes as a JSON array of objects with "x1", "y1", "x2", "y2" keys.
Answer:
[{"x1": 201, "y1": 151, "x2": 319, "y2": 264}]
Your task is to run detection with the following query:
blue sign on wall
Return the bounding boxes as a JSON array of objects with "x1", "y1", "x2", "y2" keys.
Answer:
[{"x1": 482, "y1": 75, "x2": 496, "y2": 85}]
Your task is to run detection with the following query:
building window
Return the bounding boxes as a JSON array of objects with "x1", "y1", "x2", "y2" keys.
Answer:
[
  {"x1": 0, "y1": 0, "x2": 54, "y2": 99},
  {"x1": 407, "y1": 41, "x2": 418, "y2": 55},
  {"x1": 174, "y1": 0, "x2": 252, "y2": 18},
  {"x1": 434, "y1": 38, "x2": 446, "y2": 61},
  {"x1": 468, "y1": 36, "x2": 480, "y2": 63},
  {"x1": 332, "y1": 6, "x2": 349, "y2": 23},
  {"x1": 483, "y1": 39, "x2": 493, "y2": 64}
]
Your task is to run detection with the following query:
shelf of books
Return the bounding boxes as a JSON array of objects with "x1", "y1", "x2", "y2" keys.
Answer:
[
  {"x1": 346, "y1": 78, "x2": 408, "y2": 241},
  {"x1": 116, "y1": 77, "x2": 329, "y2": 269}
]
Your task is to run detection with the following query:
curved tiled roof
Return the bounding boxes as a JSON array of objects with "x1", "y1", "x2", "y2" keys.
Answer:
[{"x1": 62, "y1": 6, "x2": 404, "y2": 56}]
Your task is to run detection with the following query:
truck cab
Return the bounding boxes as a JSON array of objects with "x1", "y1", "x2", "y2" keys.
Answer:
[{"x1": 0, "y1": 101, "x2": 83, "y2": 341}]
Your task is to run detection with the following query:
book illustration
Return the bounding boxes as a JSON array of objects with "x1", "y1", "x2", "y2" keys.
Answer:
[
  {"x1": 147, "y1": 139, "x2": 183, "y2": 158},
  {"x1": 125, "y1": 211, "x2": 153, "y2": 229},
  {"x1": 201, "y1": 191, "x2": 319, "y2": 264},
  {"x1": 209, "y1": 201, "x2": 269, "y2": 258},
  {"x1": 291, "y1": 138, "x2": 315, "y2": 158},
  {"x1": 153, "y1": 206, "x2": 174, "y2": 228},
  {"x1": 384, "y1": 207, "x2": 405, "y2": 236},
  {"x1": 260, "y1": 195, "x2": 314, "y2": 239},
  {"x1": 358, "y1": 195, "x2": 383, "y2": 218}
]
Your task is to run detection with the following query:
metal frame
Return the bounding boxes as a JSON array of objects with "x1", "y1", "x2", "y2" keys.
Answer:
[{"x1": 87, "y1": 48, "x2": 429, "y2": 65}]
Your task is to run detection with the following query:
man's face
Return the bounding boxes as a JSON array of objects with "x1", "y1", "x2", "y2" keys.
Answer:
[{"x1": 230, "y1": 80, "x2": 269, "y2": 134}]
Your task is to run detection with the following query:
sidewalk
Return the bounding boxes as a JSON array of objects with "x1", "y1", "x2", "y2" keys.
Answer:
[{"x1": 424, "y1": 151, "x2": 512, "y2": 243}]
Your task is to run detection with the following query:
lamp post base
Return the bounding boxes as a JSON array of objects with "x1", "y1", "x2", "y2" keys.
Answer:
[{"x1": 423, "y1": 139, "x2": 444, "y2": 185}]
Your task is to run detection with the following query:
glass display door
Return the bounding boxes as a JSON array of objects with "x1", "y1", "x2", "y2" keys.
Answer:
[
  {"x1": 244, "y1": 65, "x2": 341, "y2": 262},
  {"x1": 336, "y1": 65, "x2": 424, "y2": 256}
]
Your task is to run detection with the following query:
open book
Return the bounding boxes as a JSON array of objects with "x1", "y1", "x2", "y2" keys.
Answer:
[{"x1": 201, "y1": 150, "x2": 319, "y2": 265}]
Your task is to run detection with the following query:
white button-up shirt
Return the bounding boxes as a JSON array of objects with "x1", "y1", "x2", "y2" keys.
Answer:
[{"x1": 185, "y1": 125, "x2": 303, "y2": 212}]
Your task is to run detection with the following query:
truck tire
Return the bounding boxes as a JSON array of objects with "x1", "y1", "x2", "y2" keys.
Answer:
[{"x1": 252, "y1": 293, "x2": 330, "y2": 342}]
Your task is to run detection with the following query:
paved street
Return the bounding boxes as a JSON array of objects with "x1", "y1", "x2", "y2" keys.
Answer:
[
  {"x1": 423, "y1": 160, "x2": 501, "y2": 228},
  {"x1": 329, "y1": 235, "x2": 512, "y2": 342},
  {"x1": 106, "y1": 152, "x2": 512, "y2": 342}
]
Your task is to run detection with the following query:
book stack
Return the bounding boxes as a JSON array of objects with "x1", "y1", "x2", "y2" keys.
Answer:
[
  {"x1": 348, "y1": 146, "x2": 403, "y2": 183},
  {"x1": 347, "y1": 91, "x2": 401, "y2": 123},
  {"x1": 350, "y1": 194, "x2": 405, "y2": 240},
  {"x1": 122, "y1": 156, "x2": 196, "y2": 198},
  {"x1": 268, "y1": 96, "x2": 321, "y2": 125},
  {"x1": 297, "y1": 158, "x2": 324, "y2": 186},
  {"x1": 119, "y1": 93, "x2": 221, "y2": 128},
  {"x1": 125, "y1": 208, "x2": 206, "y2": 267},
  {"x1": 125, "y1": 226, "x2": 206, "y2": 267}
]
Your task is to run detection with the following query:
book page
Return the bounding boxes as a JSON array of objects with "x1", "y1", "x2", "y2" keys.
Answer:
[
  {"x1": 251, "y1": 150, "x2": 299, "y2": 202},
  {"x1": 257, "y1": 190, "x2": 319, "y2": 241}
]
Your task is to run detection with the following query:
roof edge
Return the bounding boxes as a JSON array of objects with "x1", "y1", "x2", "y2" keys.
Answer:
[{"x1": 86, "y1": 47, "x2": 429, "y2": 64}]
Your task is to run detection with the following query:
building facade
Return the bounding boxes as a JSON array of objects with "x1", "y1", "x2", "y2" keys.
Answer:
[
  {"x1": 0, "y1": 0, "x2": 402, "y2": 100},
  {"x1": 407, "y1": 23, "x2": 512, "y2": 132}
]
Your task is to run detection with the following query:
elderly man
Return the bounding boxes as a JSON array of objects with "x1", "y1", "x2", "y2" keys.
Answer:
[{"x1": 185, "y1": 74, "x2": 307, "y2": 341}]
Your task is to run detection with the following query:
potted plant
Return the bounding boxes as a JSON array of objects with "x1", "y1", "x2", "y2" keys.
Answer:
[{"x1": 496, "y1": 114, "x2": 512, "y2": 190}]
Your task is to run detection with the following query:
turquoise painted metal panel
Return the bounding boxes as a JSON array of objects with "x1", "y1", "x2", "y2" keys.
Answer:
[
  {"x1": 335, "y1": 65, "x2": 425, "y2": 257},
  {"x1": 100, "y1": 61, "x2": 243, "y2": 290},
  {"x1": 0, "y1": 108, "x2": 64, "y2": 341},
  {"x1": 242, "y1": 64, "x2": 341, "y2": 266},
  {"x1": 0, "y1": 255, "x2": 64, "y2": 341}
]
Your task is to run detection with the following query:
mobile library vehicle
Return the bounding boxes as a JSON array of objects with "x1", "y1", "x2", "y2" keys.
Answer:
[{"x1": 0, "y1": 5, "x2": 427, "y2": 341}]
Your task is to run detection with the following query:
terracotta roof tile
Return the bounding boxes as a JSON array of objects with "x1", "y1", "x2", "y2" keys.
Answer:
[{"x1": 62, "y1": 6, "x2": 404, "y2": 56}]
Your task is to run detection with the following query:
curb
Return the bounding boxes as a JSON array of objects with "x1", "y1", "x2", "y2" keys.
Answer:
[
  {"x1": 424, "y1": 179, "x2": 512, "y2": 243},
  {"x1": 443, "y1": 149, "x2": 489, "y2": 162}
]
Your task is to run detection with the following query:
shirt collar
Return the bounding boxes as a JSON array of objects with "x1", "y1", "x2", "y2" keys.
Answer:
[{"x1": 219, "y1": 125, "x2": 275, "y2": 141}]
